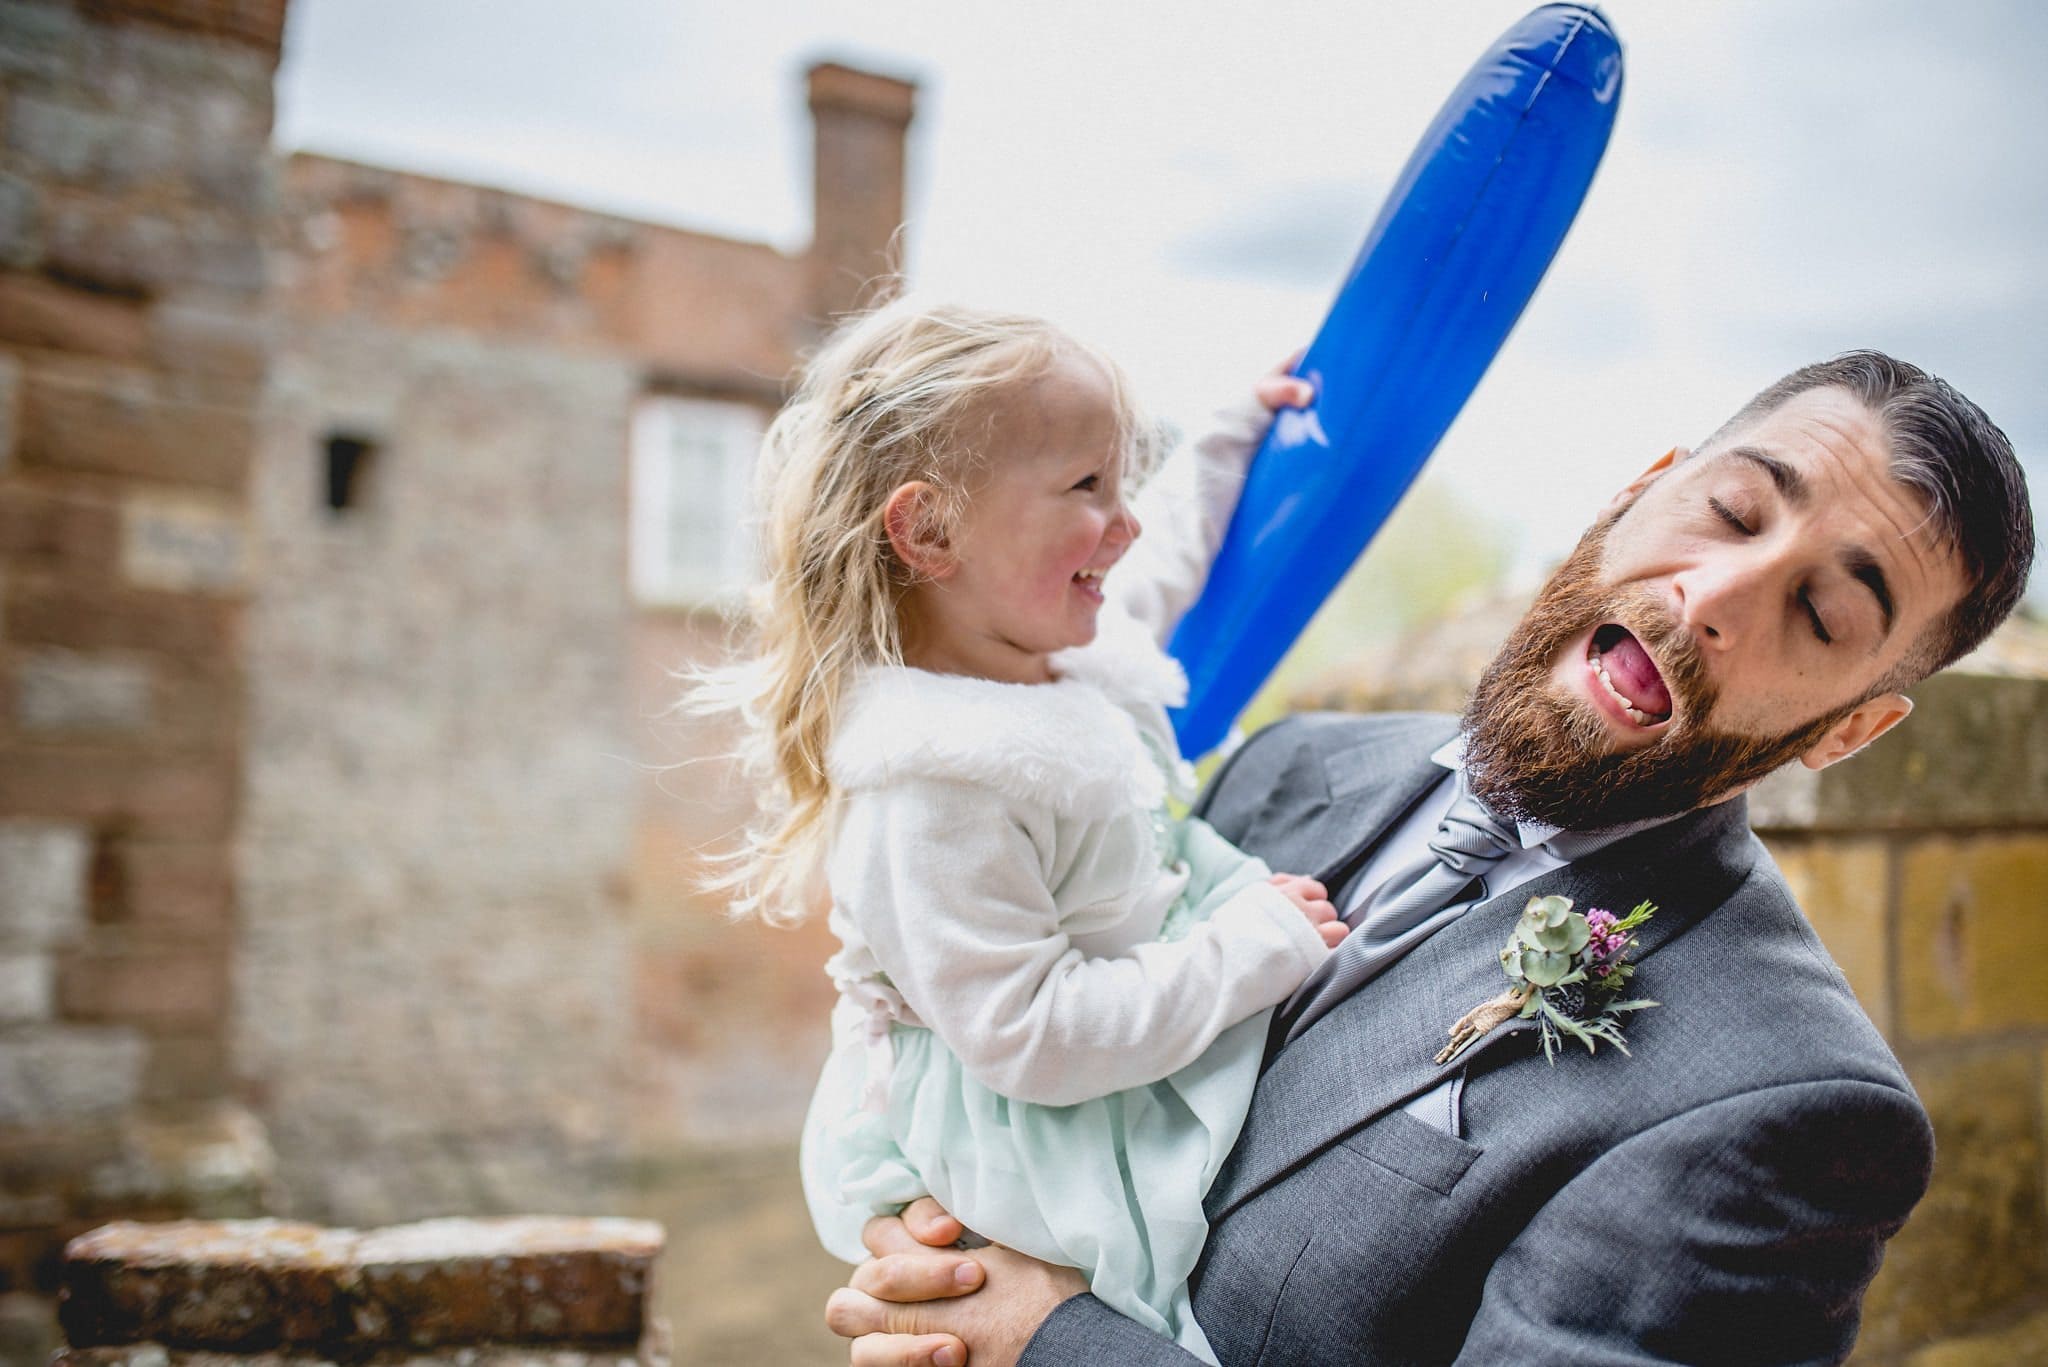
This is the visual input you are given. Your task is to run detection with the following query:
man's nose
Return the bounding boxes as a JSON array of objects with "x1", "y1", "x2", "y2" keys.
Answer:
[{"x1": 1670, "y1": 556, "x2": 1764, "y2": 651}]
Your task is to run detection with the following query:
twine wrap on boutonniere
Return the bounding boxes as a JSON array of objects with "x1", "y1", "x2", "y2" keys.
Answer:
[{"x1": 1436, "y1": 895, "x2": 1660, "y2": 1065}]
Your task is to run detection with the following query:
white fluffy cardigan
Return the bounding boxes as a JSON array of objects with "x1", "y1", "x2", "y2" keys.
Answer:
[{"x1": 819, "y1": 403, "x2": 1329, "y2": 1108}]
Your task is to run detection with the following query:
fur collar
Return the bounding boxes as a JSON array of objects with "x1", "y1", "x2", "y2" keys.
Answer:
[{"x1": 828, "y1": 610, "x2": 1187, "y2": 822}]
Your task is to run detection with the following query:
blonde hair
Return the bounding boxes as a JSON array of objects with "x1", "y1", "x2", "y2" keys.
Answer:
[{"x1": 700, "y1": 298, "x2": 1154, "y2": 927}]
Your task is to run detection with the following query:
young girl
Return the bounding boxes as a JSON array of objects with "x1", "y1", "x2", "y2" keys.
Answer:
[{"x1": 710, "y1": 299, "x2": 1345, "y2": 1362}]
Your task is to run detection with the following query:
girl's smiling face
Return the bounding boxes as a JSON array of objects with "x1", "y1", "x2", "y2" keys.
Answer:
[{"x1": 896, "y1": 351, "x2": 1142, "y2": 684}]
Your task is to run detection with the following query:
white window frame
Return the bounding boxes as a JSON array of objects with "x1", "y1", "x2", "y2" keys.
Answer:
[{"x1": 630, "y1": 395, "x2": 765, "y2": 606}]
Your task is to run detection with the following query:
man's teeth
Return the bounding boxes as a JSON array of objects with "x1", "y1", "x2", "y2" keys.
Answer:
[
  {"x1": 1074, "y1": 568, "x2": 1105, "y2": 582},
  {"x1": 1591, "y1": 642, "x2": 1666, "y2": 727}
]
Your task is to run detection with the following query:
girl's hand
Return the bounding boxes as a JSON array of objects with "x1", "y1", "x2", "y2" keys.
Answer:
[
  {"x1": 1270, "y1": 872, "x2": 1346, "y2": 947},
  {"x1": 1253, "y1": 349, "x2": 1314, "y2": 412}
]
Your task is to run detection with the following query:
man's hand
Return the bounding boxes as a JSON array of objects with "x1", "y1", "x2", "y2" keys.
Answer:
[{"x1": 824, "y1": 1197, "x2": 1087, "y2": 1367}]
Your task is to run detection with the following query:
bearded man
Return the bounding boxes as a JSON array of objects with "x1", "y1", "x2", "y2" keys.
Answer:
[{"x1": 825, "y1": 351, "x2": 2035, "y2": 1366}]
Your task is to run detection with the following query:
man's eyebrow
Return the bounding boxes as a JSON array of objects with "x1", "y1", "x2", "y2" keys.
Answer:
[
  {"x1": 1725, "y1": 445, "x2": 1809, "y2": 505},
  {"x1": 1845, "y1": 547, "x2": 1896, "y2": 638}
]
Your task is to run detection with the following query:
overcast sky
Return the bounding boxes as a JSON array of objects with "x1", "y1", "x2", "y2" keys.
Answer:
[{"x1": 274, "y1": 0, "x2": 2048, "y2": 593}]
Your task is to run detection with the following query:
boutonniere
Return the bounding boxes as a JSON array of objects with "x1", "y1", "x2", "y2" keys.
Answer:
[{"x1": 1435, "y1": 895, "x2": 1659, "y2": 1065}]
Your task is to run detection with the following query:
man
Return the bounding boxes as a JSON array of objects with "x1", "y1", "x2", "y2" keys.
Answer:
[{"x1": 825, "y1": 351, "x2": 2034, "y2": 1365}]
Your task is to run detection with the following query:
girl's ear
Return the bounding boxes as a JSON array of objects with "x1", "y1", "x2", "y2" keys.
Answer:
[{"x1": 883, "y1": 481, "x2": 955, "y2": 578}]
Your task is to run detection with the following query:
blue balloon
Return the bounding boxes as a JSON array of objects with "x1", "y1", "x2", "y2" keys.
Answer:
[{"x1": 1168, "y1": 4, "x2": 1624, "y2": 756}]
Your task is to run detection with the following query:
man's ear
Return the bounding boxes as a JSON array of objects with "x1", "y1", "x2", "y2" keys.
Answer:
[
  {"x1": 883, "y1": 481, "x2": 955, "y2": 579},
  {"x1": 1799, "y1": 693, "x2": 1914, "y2": 771},
  {"x1": 1606, "y1": 447, "x2": 1686, "y2": 513}
]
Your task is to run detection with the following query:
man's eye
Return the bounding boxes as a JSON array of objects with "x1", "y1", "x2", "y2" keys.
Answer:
[
  {"x1": 1709, "y1": 498, "x2": 1752, "y2": 535},
  {"x1": 1801, "y1": 590, "x2": 1834, "y2": 646},
  {"x1": 1071, "y1": 474, "x2": 1101, "y2": 493}
]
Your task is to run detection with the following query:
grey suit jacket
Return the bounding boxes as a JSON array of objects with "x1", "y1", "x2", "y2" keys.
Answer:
[{"x1": 1021, "y1": 713, "x2": 1932, "y2": 1366}]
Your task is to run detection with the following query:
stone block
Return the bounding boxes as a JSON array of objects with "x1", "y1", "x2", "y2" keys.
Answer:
[
  {"x1": 0, "y1": 350, "x2": 16, "y2": 470},
  {"x1": 80, "y1": 1103, "x2": 273, "y2": 1213},
  {"x1": 60, "y1": 1221, "x2": 355, "y2": 1350},
  {"x1": 42, "y1": 203, "x2": 183, "y2": 297},
  {"x1": 52, "y1": 1337, "x2": 670, "y2": 1367},
  {"x1": 0, "y1": 950, "x2": 54, "y2": 1022},
  {"x1": 72, "y1": 0, "x2": 291, "y2": 59},
  {"x1": 0, "y1": 484, "x2": 122, "y2": 573},
  {"x1": 6, "y1": 93, "x2": 116, "y2": 184},
  {"x1": 1902, "y1": 1303, "x2": 2048, "y2": 1366},
  {"x1": 0, "y1": 1027, "x2": 145, "y2": 1126},
  {"x1": 0, "y1": 749, "x2": 236, "y2": 840},
  {"x1": 2, "y1": 578, "x2": 240, "y2": 660},
  {"x1": 148, "y1": 303, "x2": 269, "y2": 384},
  {"x1": 136, "y1": 1034, "x2": 227, "y2": 1103},
  {"x1": 0, "y1": 821, "x2": 89, "y2": 948},
  {"x1": 57, "y1": 938, "x2": 228, "y2": 1029},
  {"x1": 0, "y1": 172, "x2": 39, "y2": 269},
  {"x1": 114, "y1": 841, "x2": 231, "y2": 934},
  {"x1": 0, "y1": 1, "x2": 84, "y2": 82},
  {"x1": 17, "y1": 361, "x2": 254, "y2": 492},
  {"x1": 1897, "y1": 834, "x2": 2048, "y2": 1040},
  {"x1": 1857, "y1": 1048, "x2": 2048, "y2": 1355},
  {"x1": 1762, "y1": 836, "x2": 1892, "y2": 1032},
  {"x1": 13, "y1": 647, "x2": 153, "y2": 733},
  {"x1": 1752, "y1": 673, "x2": 2048, "y2": 832},
  {"x1": 59, "y1": 1217, "x2": 664, "y2": 1352},
  {"x1": 120, "y1": 495, "x2": 247, "y2": 594},
  {"x1": 0, "y1": 274, "x2": 153, "y2": 362}
]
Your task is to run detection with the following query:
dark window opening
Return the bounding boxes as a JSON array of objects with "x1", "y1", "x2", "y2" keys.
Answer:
[{"x1": 324, "y1": 433, "x2": 380, "y2": 514}]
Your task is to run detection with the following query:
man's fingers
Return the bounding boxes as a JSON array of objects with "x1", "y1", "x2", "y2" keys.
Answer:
[
  {"x1": 901, "y1": 1197, "x2": 965, "y2": 1248},
  {"x1": 826, "y1": 1287, "x2": 969, "y2": 1364},
  {"x1": 849, "y1": 1332, "x2": 968, "y2": 1367},
  {"x1": 851, "y1": 1251, "x2": 984, "y2": 1302},
  {"x1": 1319, "y1": 920, "x2": 1349, "y2": 948},
  {"x1": 862, "y1": 1213, "x2": 915, "y2": 1258}
]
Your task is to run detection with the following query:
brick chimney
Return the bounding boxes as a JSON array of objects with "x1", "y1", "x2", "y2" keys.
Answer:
[{"x1": 806, "y1": 61, "x2": 917, "y2": 323}]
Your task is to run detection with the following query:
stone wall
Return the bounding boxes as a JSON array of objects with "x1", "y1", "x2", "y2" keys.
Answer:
[
  {"x1": 1747, "y1": 671, "x2": 2048, "y2": 1365},
  {"x1": 240, "y1": 315, "x2": 641, "y2": 1224},
  {"x1": 0, "y1": 0, "x2": 283, "y2": 1339}
]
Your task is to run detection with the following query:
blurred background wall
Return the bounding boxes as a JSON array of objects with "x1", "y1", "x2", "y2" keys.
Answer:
[{"x1": 1, "y1": 2, "x2": 2045, "y2": 1364}]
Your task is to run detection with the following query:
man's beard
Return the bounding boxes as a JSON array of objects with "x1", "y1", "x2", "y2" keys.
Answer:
[{"x1": 1460, "y1": 509, "x2": 1854, "y2": 830}]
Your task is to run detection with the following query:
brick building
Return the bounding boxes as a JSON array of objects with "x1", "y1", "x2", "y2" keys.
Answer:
[{"x1": 1, "y1": 0, "x2": 912, "y2": 1351}]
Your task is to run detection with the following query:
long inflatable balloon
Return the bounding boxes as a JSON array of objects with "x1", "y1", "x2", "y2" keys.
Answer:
[{"x1": 1168, "y1": 3, "x2": 1623, "y2": 756}]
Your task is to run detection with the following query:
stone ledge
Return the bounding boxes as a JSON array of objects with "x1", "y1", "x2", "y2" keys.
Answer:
[
  {"x1": 1749, "y1": 672, "x2": 2048, "y2": 832},
  {"x1": 60, "y1": 1217, "x2": 664, "y2": 1354},
  {"x1": 52, "y1": 1325, "x2": 671, "y2": 1367}
]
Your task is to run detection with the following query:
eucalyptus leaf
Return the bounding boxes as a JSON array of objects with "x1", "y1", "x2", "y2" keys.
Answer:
[{"x1": 1520, "y1": 948, "x2": 1572, "y2": 987}]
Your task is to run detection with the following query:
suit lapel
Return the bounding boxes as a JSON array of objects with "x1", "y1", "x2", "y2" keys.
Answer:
[
  {"x1": 1208, "y1": 791, "x2": 1759, "y2": 1222},
  {"x1": 1298, "y1": 721, "x2": 1457, "y2": 888}
]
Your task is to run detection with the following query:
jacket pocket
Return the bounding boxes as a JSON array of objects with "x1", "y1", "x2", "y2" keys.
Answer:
[{"x1": 1337, "y1": 1108, "x2": 1482, "y2": 1196}]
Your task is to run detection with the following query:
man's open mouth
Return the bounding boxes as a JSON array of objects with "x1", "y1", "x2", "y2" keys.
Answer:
[{"x1": 1588, "y1": 623, "x2": 1673, "y2": 728}]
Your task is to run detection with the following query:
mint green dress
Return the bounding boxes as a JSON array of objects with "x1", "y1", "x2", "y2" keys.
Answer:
[{"x1": 804, "y1": 813, "x2": 1275, "y2": 1364}]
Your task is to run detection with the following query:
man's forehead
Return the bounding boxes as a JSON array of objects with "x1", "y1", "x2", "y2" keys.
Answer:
[{"x1": 1708, "y1": 385, "x2": 1886, "y2": 465}]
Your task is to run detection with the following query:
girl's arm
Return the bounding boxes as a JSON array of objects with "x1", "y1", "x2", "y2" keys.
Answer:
[
  {"x1": 833, "y1": 779, "x2": 1328, "y2": 1107},
  {"x1": 1111, "y1": 368, "x2": 1311, "y2": 646}
]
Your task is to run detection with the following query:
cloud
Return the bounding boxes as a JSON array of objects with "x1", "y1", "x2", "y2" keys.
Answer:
[{"x1": 1163, "y1": 177, "x2": 1382, "y2": 288}]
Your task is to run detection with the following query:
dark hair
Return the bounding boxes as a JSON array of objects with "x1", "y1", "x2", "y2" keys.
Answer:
[{"x1": 1714, "y1": 350, "x2": 2033, "y2": 681}]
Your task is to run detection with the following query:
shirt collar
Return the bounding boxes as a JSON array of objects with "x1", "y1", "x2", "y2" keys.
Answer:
[{"x1": 1430, "y1": 734, "x2": 1680, "y2": 855}]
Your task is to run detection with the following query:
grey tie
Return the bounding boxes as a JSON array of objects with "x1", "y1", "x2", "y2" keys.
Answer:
[{"x1": 1277, "y1": 782, "x2": 1522, "y2": 1045}]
